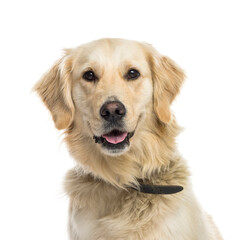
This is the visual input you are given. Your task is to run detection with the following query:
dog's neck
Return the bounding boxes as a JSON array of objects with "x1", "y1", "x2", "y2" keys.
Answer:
[{"x1": 65, "y1": 117, "x2": 188, "y2": 189}]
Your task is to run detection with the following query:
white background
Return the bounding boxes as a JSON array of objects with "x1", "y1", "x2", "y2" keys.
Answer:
[{"x1": 0, "y1": 0, "x2": 247, "y2": 239}]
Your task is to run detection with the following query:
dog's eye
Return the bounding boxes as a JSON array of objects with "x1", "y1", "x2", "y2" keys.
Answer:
[
  {"x1": 82, "y1": 71, "x2": 96, "y2": 81},
  {"x1": 126, "y1": 69, "x2": 140, "y2": 80}
]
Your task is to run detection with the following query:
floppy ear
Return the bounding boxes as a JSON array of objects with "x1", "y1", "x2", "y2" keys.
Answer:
[
  {"x1": 34, "y1": 55, "x2": 75, "y2": 130},
  {"x1": 151, "y1": 54, "x2": 185, "y2": 124}
]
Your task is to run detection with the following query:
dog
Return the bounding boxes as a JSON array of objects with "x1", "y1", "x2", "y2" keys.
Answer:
[{"x1": 34, "y1": 38, "x2": 223, "y2": 239}]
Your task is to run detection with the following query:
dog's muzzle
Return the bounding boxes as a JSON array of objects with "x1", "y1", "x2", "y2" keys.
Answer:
[{"x1": 93, "y1": 100, "x2": 135, "y2": 153}]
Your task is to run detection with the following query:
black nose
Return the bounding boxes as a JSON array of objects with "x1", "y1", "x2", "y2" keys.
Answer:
[{"x1": 100, "y1": 101, "x2": 126, "y2": 121}]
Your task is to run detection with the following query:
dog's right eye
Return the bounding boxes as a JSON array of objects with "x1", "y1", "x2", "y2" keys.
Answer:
[
  {"x1": 126, "y1": 69, "x2": 140, "y2": 80},
  {"x1": 82, "y1": 71, "x2": 97, "y2": 81}
]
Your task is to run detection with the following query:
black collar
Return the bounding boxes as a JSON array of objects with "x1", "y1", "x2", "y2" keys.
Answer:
[{"x1": 132, "y1": 180, "x2": 183, "y2": 195}]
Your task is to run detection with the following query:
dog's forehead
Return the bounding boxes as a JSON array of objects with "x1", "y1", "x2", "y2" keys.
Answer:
[{"x1": 75, "y1": 39, "x2": 148, "y2": 67}]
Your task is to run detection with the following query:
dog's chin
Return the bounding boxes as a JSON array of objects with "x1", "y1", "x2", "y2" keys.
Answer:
[
  {"x1": 101, "y1": 144, "x2": 130, "y2": 156},
  {"x1": 93, "y1": 130, "x2": 134, "y2": 156}
]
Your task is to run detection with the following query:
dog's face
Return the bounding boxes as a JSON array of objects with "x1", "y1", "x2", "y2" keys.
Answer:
[
  {"x1": 71, "y1": 40, "x2": 153, "y2": 155},
  {"x1": 35, "y1": 39, "x2": 184, "y2": 157}
]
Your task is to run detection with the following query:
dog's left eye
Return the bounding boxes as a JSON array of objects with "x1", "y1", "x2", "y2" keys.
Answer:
[
  {"x1": 126, "y1": 69, "x2": 140, "y2": 80},
  {"x1": 82, "y1": 71, "x2": 97, "y2": 81}
]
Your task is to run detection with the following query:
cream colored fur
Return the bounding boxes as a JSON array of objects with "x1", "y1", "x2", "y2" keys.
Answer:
[{"x1": 34, "y1": 38, "x2": 223, "y2": 240}]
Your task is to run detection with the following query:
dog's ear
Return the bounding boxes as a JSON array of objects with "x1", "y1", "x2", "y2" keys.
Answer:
[
  {"x1": 150, "y1": 52, "x2": 185, "y2": 124},
  {"x1": 34, "y1": 54, "x2": 75, "y2": 130}
]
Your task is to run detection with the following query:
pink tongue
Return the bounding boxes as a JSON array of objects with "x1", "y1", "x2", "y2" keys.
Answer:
[{"x1": 102, "y1": 132, "x2": 128, "y2": 144}]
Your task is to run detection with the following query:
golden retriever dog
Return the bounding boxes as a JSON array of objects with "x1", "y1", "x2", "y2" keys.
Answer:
[{"x1": 34, "y1": 38, "x2": 222, "y2": 240}]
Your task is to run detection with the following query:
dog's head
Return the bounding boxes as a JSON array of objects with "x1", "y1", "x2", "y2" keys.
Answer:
[{"x1": 35, "y1": 39, "x2": 184, "y2": 184}]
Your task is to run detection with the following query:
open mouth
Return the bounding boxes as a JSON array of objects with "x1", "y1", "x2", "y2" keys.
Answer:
[
  {"x1": 102, "y1": 130, "x2": 128, "y2": 144},
  {"x1": 93, "y1": 129, "x2": 134, "y2": 151}
]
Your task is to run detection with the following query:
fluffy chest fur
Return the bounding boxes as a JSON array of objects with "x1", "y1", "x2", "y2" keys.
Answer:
[{"x1": 65, "y1": 168, "x2": 216, "y2": 240}]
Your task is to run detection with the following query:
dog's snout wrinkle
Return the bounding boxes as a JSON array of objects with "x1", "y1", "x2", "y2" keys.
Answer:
[{"x1": 100, "y1": 101, "x2": 126, "y2": 122}]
